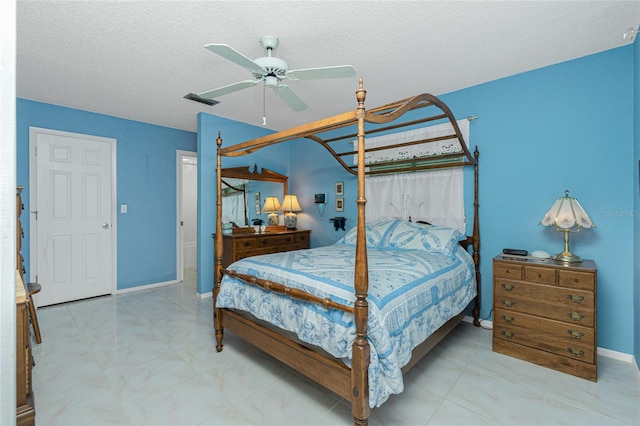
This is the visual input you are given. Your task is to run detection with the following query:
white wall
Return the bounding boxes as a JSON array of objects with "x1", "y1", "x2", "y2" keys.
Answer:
[{"x1": 0, "y1": 0, "x2": 17, "y2": 423}]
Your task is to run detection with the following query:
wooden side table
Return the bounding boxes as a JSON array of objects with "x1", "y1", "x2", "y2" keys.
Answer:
[{"x1": 492, "y1": 254, "x2": 597, "y2": 381}]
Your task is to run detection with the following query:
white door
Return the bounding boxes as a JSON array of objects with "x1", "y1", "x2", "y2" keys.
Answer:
[{"x1": 30, "y1": 128, "x2": 116, "y2": 306}]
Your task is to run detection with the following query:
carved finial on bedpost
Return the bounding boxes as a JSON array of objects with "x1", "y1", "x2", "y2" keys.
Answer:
[{"x1": 355, "y1": 78, "x2": 366, "y2": 108}]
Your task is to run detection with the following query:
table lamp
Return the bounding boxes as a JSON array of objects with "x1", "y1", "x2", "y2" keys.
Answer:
[
  {"x1": 262, "y1": 196, "x2": 281, "y2": 226},
  {"x1": 281, "y1": 194, "x2": 302, "y2": 230},
  {"x1": 539, "y1": 190, "x2": 595, "y2": 263}
]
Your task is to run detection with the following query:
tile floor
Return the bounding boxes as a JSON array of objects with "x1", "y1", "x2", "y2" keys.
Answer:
[{"x1": 32, "y1": 273, "x2": 640, "y2": 425}]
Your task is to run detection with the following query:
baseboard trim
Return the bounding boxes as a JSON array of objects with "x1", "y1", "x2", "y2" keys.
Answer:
[
  {"x1": 197, "y1": 291, "x2": 213, "y2": 299},
  {"x1": 116, "y1": 279, "x2": 179, "y2": 294},
  {"x1": 597, "y1": 346, "x2": 635, "y2": 363}
]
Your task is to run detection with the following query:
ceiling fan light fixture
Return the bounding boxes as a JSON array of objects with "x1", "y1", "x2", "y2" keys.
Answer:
[{"x1": 265, "y1": 76, "x2": 278, "y2": 88}]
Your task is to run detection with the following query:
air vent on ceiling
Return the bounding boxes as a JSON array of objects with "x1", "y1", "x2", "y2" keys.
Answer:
[{"x1": 184, "y1": 93, "x2": 220, "y2": 106}]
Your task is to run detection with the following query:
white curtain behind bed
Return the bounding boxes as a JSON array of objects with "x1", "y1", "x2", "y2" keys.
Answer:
[{"x1": 363, "y1": 120, "x2": 469, "y2": 232}]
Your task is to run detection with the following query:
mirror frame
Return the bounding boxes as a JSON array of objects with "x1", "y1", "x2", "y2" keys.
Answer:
[
  {"x1": 220, "y1": 164, "x2": 289, "y2": 229},
  {"x1": 221, "y1": 164, "x2": 289, "y2": 194}
]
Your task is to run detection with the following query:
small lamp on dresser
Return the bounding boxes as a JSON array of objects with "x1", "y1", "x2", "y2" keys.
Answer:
[
  {"x1": 262, "y1": 196, "x2": 281, "y2": 226},
  {"x1": 539, "y1": 189, "x2": 595, "y2": 263},
  {"x1": 282, "y1": 194, "x2": 302, "y2": 230}
]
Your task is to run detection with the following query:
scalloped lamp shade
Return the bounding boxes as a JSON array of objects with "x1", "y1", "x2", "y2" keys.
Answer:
[
  {"x1": 539, "y1": 190, "x2": 595, "y2": 263},
  {"x1": 282, "y1": 194, "x2": 302, "y2": 229}
]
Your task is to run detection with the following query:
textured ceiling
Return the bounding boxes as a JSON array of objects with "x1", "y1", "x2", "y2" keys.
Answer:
[{"x1": 16, "y1": 1, "x2": 640, "y2": 132}]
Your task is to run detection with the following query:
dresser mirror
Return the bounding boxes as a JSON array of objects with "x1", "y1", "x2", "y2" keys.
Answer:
[{"x1": 221, "y1": 164, "x2": 288, "y2": 228}]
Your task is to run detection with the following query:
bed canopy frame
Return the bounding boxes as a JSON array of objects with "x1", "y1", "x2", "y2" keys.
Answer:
[{"x1": 213, "y1": 79, "x2": 480, "y2": 425}]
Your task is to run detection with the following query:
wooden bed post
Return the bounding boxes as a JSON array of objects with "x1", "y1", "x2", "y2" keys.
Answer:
[
  {"x1": 214, "y1": 132, "x2": 225, "y2": 351},
  {"x1": 472, "y1": 147, "x2": 481, "y2": 326},
  {"x1": 352, "y1": 79, "x2": 370, "y2": 425}
]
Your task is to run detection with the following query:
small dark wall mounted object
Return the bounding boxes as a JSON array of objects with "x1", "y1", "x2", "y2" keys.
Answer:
[
  {"x1": 314, "y1": 193, "x2": 326, "y2": 217},
  {"x1": 330, "y1": 217, "x2": 346, "y2": 231}
]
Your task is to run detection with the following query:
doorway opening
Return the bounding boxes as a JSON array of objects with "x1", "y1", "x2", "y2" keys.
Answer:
[{"x1": 177, "y1": 151, "x2": 197, "y2": 285}]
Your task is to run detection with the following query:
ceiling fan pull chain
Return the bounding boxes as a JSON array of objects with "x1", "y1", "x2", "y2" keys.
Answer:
[{"x1": 262, "y1": 83, "x2": 267, "y2": 126}]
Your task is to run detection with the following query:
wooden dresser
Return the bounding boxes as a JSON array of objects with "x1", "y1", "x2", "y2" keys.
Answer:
[
  {"x1": 492, "y1": 254, "x2": 597, "y2": 381},
  {"x1": 16, "y1": 187, "x2": 36, "y2": 425},
  {"x1": 221, "y1": 229, "x2": 311, "y2": 268}
]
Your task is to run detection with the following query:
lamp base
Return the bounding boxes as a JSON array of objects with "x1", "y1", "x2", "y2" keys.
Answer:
[
  {"x1": 284, "y1": 212, "x2": 297, "y2": 230},
  {"x1": 267, "y1": 213, "x2": 279, "y2": 226},
  {"x1": 552, "y1": 251, "x2": 583, "y2": 263}
]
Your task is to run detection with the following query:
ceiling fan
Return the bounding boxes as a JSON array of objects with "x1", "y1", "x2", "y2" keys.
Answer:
[{"x1": 197, "y1": 35, "x2": 357, "y2": 112}]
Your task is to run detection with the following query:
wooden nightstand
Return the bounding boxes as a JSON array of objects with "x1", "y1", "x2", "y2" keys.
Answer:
[
  {"x1": 221, "y1": 229, "x2": 310, "y2": 268},
  {"x1": 492, "y1": 254, "x2": 597, "y2": 381}
]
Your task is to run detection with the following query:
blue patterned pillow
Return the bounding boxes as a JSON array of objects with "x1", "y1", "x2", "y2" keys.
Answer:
[
  {"x1": 338, "y1": 219, "x2": 463, "y2": 258},
  {"x1": 383, "y1": 220, "x2": 464, "y2": 258},
  {"x1": 338, "y1": 219, "x2": 398, "y2": 247}
]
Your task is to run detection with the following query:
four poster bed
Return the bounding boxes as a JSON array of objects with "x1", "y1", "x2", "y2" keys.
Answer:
[{"x1": 213, "y1": 79, "x2": 480, "y2": 425}]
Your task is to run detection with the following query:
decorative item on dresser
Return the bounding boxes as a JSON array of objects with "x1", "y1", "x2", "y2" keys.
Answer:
[
  {"x1": 219, "y1": 229, "x2": 310, "y2": 268},
  {"x1": 492, "y1": 254, "x2": 597, "y2": 381},
  {"x1": 16, "y1": 186, "x2": 36, "y2": 425}
]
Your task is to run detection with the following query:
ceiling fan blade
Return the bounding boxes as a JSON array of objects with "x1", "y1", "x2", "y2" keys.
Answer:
[
  {"x1": 198, "y1": 79, "x2": 260, "y2": 99},
  {"x1": 204, "y1": 43, "x2": 264, "y2": 74},
  {"x1": 275, "y1": 84, "x2": 308, "y2": 111},
  {"x1": 285, "y1": 65, "x2": 357, "y2": 81}
]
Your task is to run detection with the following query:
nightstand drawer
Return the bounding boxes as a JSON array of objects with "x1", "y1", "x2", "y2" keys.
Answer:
[
  {"x1": 494, "y1": 262, "x2": 523, "y2": 280},
  {"x1": 494, "y1": 325, "x2": 595, "y2": 363},
  {"x1": 495, "y1": 294, "x2": 595, "y2": 327},
  {"x1": 558, "y1": 270, "x2": 595, "y2": 291},
  {"x1": 494, "y1": 281, "x2": 594, "y2": 309},
  {"x1": 524, "y1": 266, "x2": 555, "y2": 284},
  {"x1": 494, "y1": 308, "x2": 595, "y2": 346}
]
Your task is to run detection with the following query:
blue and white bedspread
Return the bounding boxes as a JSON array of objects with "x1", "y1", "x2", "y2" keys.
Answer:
[{"x1": 217, "y1": 220, "x2": 477, "y2": 408}]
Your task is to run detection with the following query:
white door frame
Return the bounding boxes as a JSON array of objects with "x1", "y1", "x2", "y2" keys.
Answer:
[
  {"x1": 29, "y1": 127, "x2": 117, "y2": 295},
  {"x1": 176, "y1": 150, "x2": 197, "y2": 283}
]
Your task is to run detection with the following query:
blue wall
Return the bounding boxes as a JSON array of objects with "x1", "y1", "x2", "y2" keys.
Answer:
[
  {"x1": 290, "y1": 46, "x2": 636, "y2": 355},
  {"x1": 196, "y1": 112, "x2": 290, "y2": 295},
  {"x1": 16, "y1": 100, "x2": 197, "y2": 289}
]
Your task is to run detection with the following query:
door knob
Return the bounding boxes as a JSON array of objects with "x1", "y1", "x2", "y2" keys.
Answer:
[{"x1": 102, "y1": 223, "x2": 110, "y2": 229}]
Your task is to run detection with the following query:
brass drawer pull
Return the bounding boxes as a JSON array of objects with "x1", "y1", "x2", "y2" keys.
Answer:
[
  {"x1": 501, "y1": 330, "x2": 515, "y2": 339},
  {"x1": 567, "y1": 311, "x2": 585, "y2": 322},
  {"x1": 568, "y1": 329, "x2": 584, "y2": 339},
  {"x1": 501, "y1": 314, "x2": 514, "y2": 323},
  {"x1": 501, "y1": 299, "x2": 515, "y2": 308},
  {"x1": 261, "y1": 239, "x2": 269, "y2": 245},
  {"x1": 285, "y1": 237, "x2": 292, "y2": 242},
  {"x1": 243, "y1": 241, "x2": 250, "y2": 247},
  {"x1": 501, "y1": 283, "x2": 515, "y2": 291},
  {"x1": 567, "y1": 348, "x2": 585, "y2": 358},
  {"x1": 567, "y1": 294, "x2": 584, "y2": 304}
]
